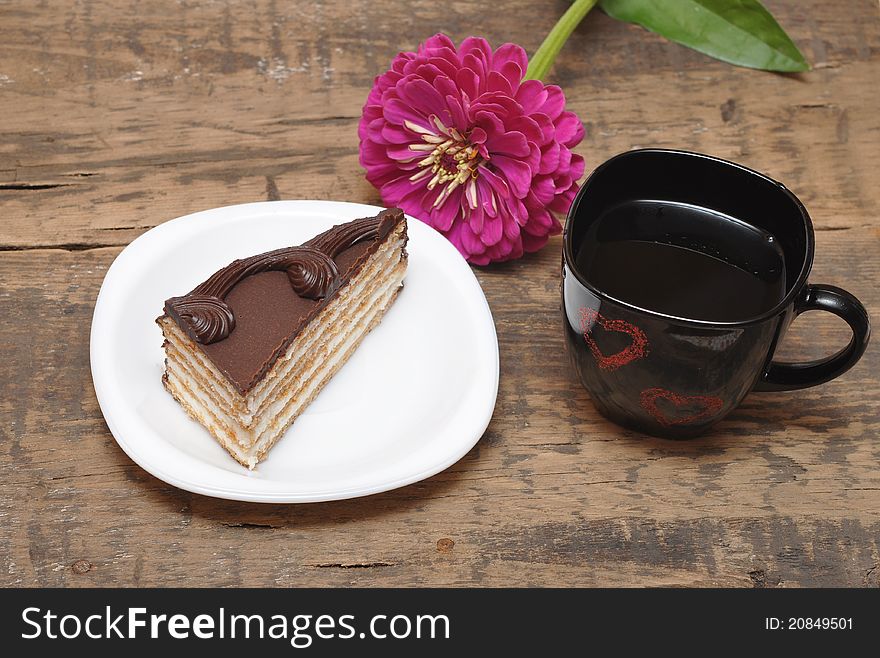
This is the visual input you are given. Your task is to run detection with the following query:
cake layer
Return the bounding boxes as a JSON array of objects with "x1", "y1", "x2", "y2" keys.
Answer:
[
  {"x1": 159, "y1": 208, "x2": 408, "y2": 468},
  {"x1": 164, "y1": 260, "x2": 406, "y2": 467},
  {"x1": 165, "y1": 209, "x2": 405, "y2": 393},
  {"x1": 163, "y1": 244, "x2": 405, "y2": 446},
  {"x1": 161, "y1": 230, "x2": 406, "y2": 428},
  {"x1": 248, "y1": 221, "x2": 408, "y2": 407}
]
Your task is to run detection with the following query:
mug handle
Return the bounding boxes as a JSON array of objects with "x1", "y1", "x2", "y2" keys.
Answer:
[{"x1": 756, "y1": 284, "x2": 871, "y2": 392}]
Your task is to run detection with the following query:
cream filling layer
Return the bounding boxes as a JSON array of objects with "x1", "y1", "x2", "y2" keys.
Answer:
[
  {"x1": 165, "y1": 259, "x2": 405, "y2": 447},
  {"x1": 164, "y1": 267, "x2": 404, "y2": 467},
  {"x1": 161, "y1": 230, "x2": 405, "y2": 421},
  {"x1": 164, "y1": 246, "x2": 399, "y2": 417}
]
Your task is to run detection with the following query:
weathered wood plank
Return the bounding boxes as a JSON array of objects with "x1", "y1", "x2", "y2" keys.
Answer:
[
  {"x1": 1, "y1": 0, "x2": 878, "y2": 587},
  {"x1": 0, "y1": 2, "x2": 878, "y2": 246},
  {"x1": 1, "y1": 226, "x2": 877, "y2": 587}
]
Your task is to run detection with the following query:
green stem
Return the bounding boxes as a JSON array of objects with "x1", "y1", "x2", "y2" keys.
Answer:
[{"x1": 524, "y1": 0, "x2": 599, "y2": 81}]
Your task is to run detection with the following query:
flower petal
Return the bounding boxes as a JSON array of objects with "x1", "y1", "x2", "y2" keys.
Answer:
[
  {"x1": 455, "y1": 67, "x2": 480, "y2": 102},
  {"x1": 360, "y1": 138, "x2": 390, "y2": 166},
  {"x1": 472, "y1": 110, "x2": 505, "y2": 138},
  {"x1": 380, "y1": 123, "x2": 415, "y2": 144},
  {"x1": 493, "y1": 43, "x2": 528, "y2": 77},
  {"x1": 460, "y1": 37, "x2": 492, "y2": 70},
  {"x1": 503, "y1": 212, "x2": 520, "y2": 240},
  {"x1": 477, "y1": 179, "x2": 497, "y2": 217},
  {"x1": 486, "y1": 70, "x2": 513, "y2": 96},
  {"x1": 538, "y1": 141, "x2": 561, "y2": 175},
  {"x1": 383, "y1": 98, "x2": 431, "y2": 130},
  {"x1": 526, "y1": 204, "x2": 554, "y2": 230},
  {"x1": 540, "y1": 85, "x2": 565, "y2": 120},
  {"x1": 506, "y1": 114, "x2": 543, "y2": 144},
  {"x1": 515, "y1": 79, "x2": 548, "y2": 114},
  {"x1": 529, "y1": 176, "x2": 556, "y2": 205},
  {"x1": 521, "y1": 230, "x2": 551, "y2": 253},
  {"x1": 485, "y1": 130, "x2": 530, "y2": 157},
  {"x1": 433, "y1": 74, "x2": 459, "y2": 99},
  {"x1": 556, "y1": 146, "x2": 572, "y2": 173},
  {"x1": 422, "y1": 33, "x2": 457, "y2": 53},
  {"x1": 526, "y1": 112, "x2": 555, "y2": 144},
  {"x1": 396, "y1": 77, "x2": 447, "y2": 119},
  {"x1": 385, "y1": 144, "x2": 422, "y2": 162},
  {"x1": 480, "y1": 213, "x2": 504, "y2": 246},
  {"x1": 491, "y1": 156, "x2": 532, "y2": 199},
  {"x1": 380, "y1": 174, "x2": 420, "y2": 204},
  {"x1": 459, "y1": 221, "x2": 485, "y2": 256},
  {"x1": 479, "y1": 165, "x2": 511, "y2": 200},
  {"x1": 499, "y1": 61, "x2": 523, "y2": 92},
  {"x1": 509, "y1": 196, "x2": 529, "y2": 225},
  {"x1": 431, "y1": 187, "x2": 464, "y2": 231},
  {"x1": 554, "y1": 111, "x2": 585, "y2": 146},
  {"x1": 468, "y1": 205, "x2": 484, "y2": 234},
  {"x1": 550, "y1": 182, "x2": 579, "y2": 214},
  {"x1": 469, "y1": 126, "x2": 487, "y2": 145},
  {"x1": 569, "y1": 153, "x2": 586, "y2": 180},
  {"x1": 444, "y1": 94, "x2": 468, "y2": 132}
]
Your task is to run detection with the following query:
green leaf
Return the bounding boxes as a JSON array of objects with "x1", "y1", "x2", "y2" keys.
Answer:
[{"x1": 599, "y1": 0, "x2": 809, "y2": 72}]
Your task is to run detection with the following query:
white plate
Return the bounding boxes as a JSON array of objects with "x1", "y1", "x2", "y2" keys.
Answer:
[{"x1": 91, "y1": 201, "x2": 498, "y2": 503}]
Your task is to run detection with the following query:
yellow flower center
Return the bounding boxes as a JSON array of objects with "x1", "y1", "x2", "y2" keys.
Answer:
[{"x1": 405, "y1": 115, "x2": 486, "y2": 210}]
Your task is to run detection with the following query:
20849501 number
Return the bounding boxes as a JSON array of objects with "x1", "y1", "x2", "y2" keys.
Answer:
[{"x1": 765, "y1": 618, "x2": 853, "y2": 630}]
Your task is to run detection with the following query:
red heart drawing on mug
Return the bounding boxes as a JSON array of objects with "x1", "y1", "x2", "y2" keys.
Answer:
[
  {"x1": 579, "y1": 307, "x2": 649, "y2": 371},
  {"x1": 639, "y1": 388, "x2": 724, "y2": 427}
]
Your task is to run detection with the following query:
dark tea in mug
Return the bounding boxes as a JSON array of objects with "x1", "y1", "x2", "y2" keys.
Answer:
[
  {"x1": 575, "y1": 200, "x2": 787, "y2": 323},
  {"x1": 562, "y1": 149, "x2": 870, "y2": 438}
]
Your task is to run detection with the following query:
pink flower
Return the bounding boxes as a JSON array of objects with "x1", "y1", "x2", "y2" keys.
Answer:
[{"x1": 358, "y1": 33, "x2": 585, "y2": 265}]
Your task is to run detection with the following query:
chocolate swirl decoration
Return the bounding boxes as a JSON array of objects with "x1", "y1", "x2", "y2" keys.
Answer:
[
  {"x1": 167, "y1": 294, "x2": 236, "y2": 345},
  {"x1": 165, "y1": 209, "x2": 402, "y2": 345}
]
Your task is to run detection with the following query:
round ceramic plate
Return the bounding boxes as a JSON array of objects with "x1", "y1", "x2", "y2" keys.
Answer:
[{"x1": 91, "y1": 200, "x2": 498, "y2": 503}]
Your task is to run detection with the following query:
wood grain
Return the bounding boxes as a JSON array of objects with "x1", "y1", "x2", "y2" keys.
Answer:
[{"x1": 1, "y1": 0, "x2": 878, "y2": 587}]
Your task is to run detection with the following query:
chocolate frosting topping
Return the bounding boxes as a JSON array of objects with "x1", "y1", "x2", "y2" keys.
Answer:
[
  {"x1": 165, "y1": 208, "x2": 402, "y2": 346},
  {"x1": 306, "y1": 212, "x2": 395, "y2": 257}
]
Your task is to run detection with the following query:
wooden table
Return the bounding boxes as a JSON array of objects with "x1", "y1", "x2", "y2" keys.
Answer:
[{"x1": 2, "y1": 0, "x2": 878, "y2": 588}]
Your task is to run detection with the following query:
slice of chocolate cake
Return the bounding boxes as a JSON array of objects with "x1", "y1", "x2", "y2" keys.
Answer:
[{"x1": 158, "y1": 208, "x2": 408, "y2": 468}]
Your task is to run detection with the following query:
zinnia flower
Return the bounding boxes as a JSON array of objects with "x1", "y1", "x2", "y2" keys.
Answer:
[{"x1": 358, "y1": 33, "x2": 585, "y2": 265}]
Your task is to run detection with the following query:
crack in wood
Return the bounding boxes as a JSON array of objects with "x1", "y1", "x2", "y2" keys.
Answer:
[
  {"x1": 272, "y1": 114, "x2": 358, "y2": 126},
  {"x1": 308, "y1": 562, "x2": 395, "y2": 569},
  {"x1": 0, "y1": 243, "x2": 120, "y2": 252},
  {"x1": 95, "y1": 225, "x2": 155, "y2": 232},
  {"x1": 6, "y1": 469, "x2": 132, "y2": 486},
  {"x1": 0, "y1": 182, "x2": 76, "y2": 190},
  {"x1": 12, "y1": 145, "x2": 353, "y2": 175},
  {"x1": 814, "y1": 224, "x2": 874, "y2": 232},
  {"x1": 793, "y1": 102, "x2": 839, "y2": 110}
]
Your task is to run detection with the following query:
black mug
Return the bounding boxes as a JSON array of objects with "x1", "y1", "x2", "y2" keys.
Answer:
[{"x1": 562, "y1": 149, "x2": 870, "y2": 438}]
